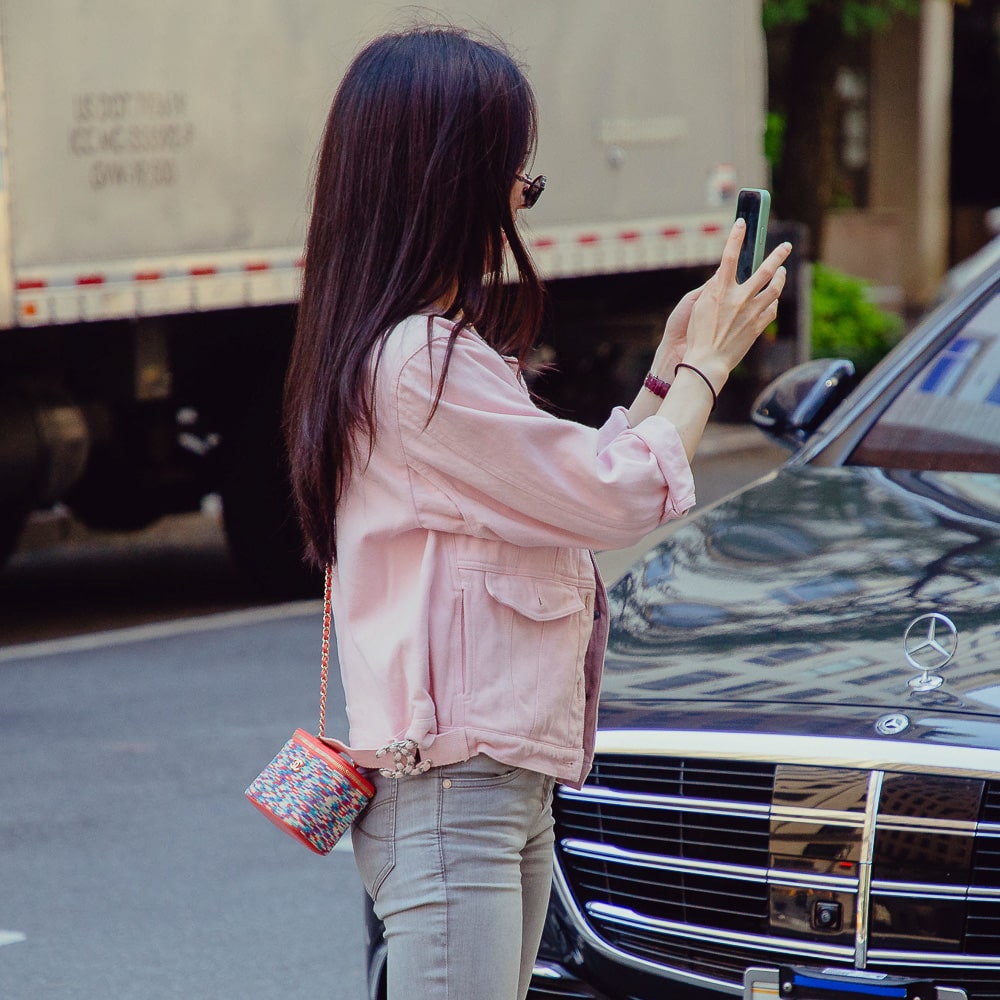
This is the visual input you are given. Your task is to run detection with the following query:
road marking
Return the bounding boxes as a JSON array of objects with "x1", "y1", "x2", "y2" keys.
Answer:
[
  {"x1": 0, "y1": 930, "x2": 26, "y2": 947},
  {"x1": 0, "y1": 600, "x2": 323, "y2": 664}
]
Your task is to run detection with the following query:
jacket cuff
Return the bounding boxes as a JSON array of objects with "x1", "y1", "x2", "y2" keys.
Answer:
[
  {"x1": 630, "y1": 415, "x2": 696, "y2": 518},
  {"x1": 598, "y1": 406, "x2": 632, "y2": 450}
]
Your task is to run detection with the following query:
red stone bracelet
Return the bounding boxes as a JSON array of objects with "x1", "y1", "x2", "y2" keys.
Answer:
[{"x1": 643, "y1": 372, "x2": 671, "y2": 398}]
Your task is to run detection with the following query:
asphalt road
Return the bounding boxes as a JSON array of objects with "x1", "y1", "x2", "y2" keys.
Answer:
[{"x1": 0, "y1": 604, "x2": 367, "y2": 1000}]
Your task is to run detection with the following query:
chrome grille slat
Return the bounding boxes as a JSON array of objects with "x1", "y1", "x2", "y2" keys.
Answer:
[
  {"x1": 586, "y1": 902, "x2": 854, "y2": 959},
  {"x1": 562, "y1": 839, "x2": 769, "y2": 882},
  {"x1": 574, "y1": 867, "x2": 766, "y2": 924},
  {"x1": 561, "y1": 785, "x2": 772, "y2": 819}
]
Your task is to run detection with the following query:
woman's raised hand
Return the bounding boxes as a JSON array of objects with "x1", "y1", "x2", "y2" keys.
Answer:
[{"x1": 681, "y1": 219, "x2": 792, "y2": 393}]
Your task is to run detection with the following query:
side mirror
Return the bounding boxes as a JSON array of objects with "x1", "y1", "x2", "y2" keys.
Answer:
[{"x1": 752, "y1": 359, "x2": 857, "y2": 449}]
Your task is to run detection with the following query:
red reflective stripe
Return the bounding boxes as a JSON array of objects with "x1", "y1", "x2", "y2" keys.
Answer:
[
  {"x1": 16, "y1": 279, "x2": 46, "y2": 290},
  {"x1": 701, "y1": 223, "x2": 722, "y2": 235},
  {"x1": 135, "y1": 271, "x2": 162, "y2": 281},
  {"x1": 245, "y1": 262, "x2": 269, "y2": 272},
  {"x1": 190, "y1": 266, "x2": 217, "y2": 276},
  {"x1": 295, "y1": 257, "x2": 305, "y2": 268},
  {"x1": 661, "y1": 227, "x2": 682, "y2": 239},
  {"x1": 532, "y1": 237, "x2": 557, "y2": 249},
  {"x1": 77, "y1": 275, "x2": 105, "y2": 286},
  {"x1": 577, "y1": 234, "x2": 599, "y2": 246},
  {"x1": 619, "y1": 231, "x2": 641, "y2": 242}
]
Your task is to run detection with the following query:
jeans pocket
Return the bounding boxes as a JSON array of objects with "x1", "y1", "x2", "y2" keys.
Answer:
[
  {"x1": 439, "y1": 755, "x2": 523, "y2": 788},
  {"x1": 352, "y1": 784, "x2": 396, "y2": 901}
]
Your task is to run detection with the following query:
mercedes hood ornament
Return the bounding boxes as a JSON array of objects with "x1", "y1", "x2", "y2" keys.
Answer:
[{"x1": 903, "y1": 612, "x2": 958, "y2": 692}]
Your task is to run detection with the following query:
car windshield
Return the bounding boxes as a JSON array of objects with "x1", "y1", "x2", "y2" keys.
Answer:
[{"x1": 848, "y1": 288, "x2": 1000, "y2": 471}]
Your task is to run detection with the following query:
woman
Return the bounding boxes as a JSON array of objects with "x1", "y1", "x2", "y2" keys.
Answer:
[{"x1": 284, "y1": 25, "x2": 791, "y2": 1000}]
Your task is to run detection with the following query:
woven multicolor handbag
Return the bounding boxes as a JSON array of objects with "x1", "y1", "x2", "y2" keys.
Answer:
[{"x1": 245, "y1": 567, "x2": 374, "y2": 855}]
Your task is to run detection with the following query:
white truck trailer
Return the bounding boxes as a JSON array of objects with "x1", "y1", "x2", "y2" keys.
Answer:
[{"x1": 0, "y1": 0, "x2": 768, "y2": 593}]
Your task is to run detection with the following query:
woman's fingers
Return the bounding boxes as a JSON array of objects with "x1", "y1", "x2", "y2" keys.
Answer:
[
  {"x1": 755, "y1": 266, "x2": 785, "y2": 330},
  {"x1": 745, "y1": 241, "x2": 793, "y2": 296},
  {"x1": 710, "y1": 223, "x2": 792, "y2": 302},
  {"x1": 682, "y1": 229, "x2": 794, "y2": 376},
  {"x1": 715, "y1": 219, "x2": 748, "y2": 283}
]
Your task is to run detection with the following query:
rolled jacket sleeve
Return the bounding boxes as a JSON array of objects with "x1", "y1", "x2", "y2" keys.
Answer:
[{"x1": 388, "y1": 320, "x2": 695, "y2": 551}]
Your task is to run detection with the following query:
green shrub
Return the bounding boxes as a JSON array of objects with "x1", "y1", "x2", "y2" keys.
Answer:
[
  {"x1": 764, "y1": 111, "x2": 786, "y2": 174},
  {"x1": 811, "y1": 262, "x2": 903, "y2": 374}
]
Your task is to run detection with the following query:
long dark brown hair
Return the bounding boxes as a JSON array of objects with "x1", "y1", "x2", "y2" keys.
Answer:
[{"x1": 284, "y1": 26, "x2": 545, "y2": 566}]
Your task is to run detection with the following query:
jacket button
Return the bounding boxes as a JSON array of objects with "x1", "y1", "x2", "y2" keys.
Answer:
[{"x1": 442, "y1": 778, "x2": 452, "y2": 789}]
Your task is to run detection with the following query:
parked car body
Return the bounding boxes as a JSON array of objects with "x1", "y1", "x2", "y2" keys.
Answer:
[{"x1": 364, "y1": 265, "x2": 1000, "y2": 999}]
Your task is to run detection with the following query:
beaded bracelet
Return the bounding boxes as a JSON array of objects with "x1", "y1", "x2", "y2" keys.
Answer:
[
  {"x1": 674, "y1": 362, "x2": 718, "y2": 411},
  {"x1": 643, "y1": 372, "x2": 671, "y2": 398}
]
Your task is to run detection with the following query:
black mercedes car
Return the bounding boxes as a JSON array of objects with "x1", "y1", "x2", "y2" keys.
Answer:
[{"x1": 366, "y1": 263, "x2": 1000, "y2": 1000}]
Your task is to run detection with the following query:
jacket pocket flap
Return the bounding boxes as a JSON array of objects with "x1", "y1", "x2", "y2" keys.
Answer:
[{"x1": 484, "y1": 573, "x2": 585, "y2": 622}]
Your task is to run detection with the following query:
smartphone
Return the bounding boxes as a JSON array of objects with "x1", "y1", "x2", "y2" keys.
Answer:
[{"x1": 735, "y1": 188, "x2": 771, "y2": 283}]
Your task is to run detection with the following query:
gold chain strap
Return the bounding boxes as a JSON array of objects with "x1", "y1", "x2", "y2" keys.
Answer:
[
  {"x1": 318, "y1": 564, "x2": 332, "y2": 738},
  {"x1": 318, "y1": 563, "x2": 430, "y2": 776}
]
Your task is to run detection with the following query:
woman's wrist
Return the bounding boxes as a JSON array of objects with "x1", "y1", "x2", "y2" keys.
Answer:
[
  {"x1": 678, "y1": 355, "x2": 729, "y2": 393},
  {"x1": 674, "y1": 362, "x2": 718, "y2": 410}
]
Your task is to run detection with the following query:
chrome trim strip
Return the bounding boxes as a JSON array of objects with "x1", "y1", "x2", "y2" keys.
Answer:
[
  {"x1": 975, "y1": 823, "x2": 1000, "y2": 837},
  {"x1": 586, "y1": 901, "x2": 854, "y2": 961},
  {"x1": 771, "y1": 806, "x2": 866, "y2": 827},
  {"x1": 876, "y1": 816, "x2": 977, "y2": 834},
  {"x1": 865, "y1": 949, "x2": 1000, "y2": 967},
  {"x1": 767, "y1": 871, "x2": 859, "y2": 892},
  {"x1": 855, "y1": 770, "x2": 883, "y2": 969},
  {"x1": 872, "y1": 879, "x2": 1000, "y2": 900},
  {"x1": 559, "y1": 784, "x2": 771, "y2": 818},
  {"x1": 870, "y1": 880, "x2": 971, "y2": 898},
  {"x1": 561, "y1": 838, "x2": 770, "y2": 883},
  {"x1": 561, "y1": 837, "x2": 858, "y2": 891},
  {"x1": 969, "y1": 884, "x2": 1000, "y2": 899},
  {"x1": 550, "y1": 861, "x2": 744, "y2": 995},
  {"x1": 595, "y1": 730, "x2": 1000, "y2": 779}
]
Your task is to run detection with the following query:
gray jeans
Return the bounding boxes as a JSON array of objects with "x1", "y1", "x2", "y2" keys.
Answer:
[{"x1": 352, "y1": 755, "x2": 556, "y2": 1000}]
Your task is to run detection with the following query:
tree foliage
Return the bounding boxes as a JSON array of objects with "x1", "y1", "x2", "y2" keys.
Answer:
[
  {"x1": 764, "y1": 0, "x2": 919, "y2": 35},
  {"x1": 763, "y1": 0, "x2": 920, "y2": 258}
]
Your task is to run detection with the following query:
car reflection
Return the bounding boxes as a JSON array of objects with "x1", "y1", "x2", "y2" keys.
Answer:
[{"x1": 604, "y1": 466, "x2": 1000, "y2": 716}]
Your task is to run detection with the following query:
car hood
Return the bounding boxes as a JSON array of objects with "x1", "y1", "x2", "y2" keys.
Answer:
[{"x1": 599, "y1": 464, "x2": 1000, "y2": 744}]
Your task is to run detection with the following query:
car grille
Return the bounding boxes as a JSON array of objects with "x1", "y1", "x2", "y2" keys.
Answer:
[{"x1": 554, "y1": 753, "x2": 1000, "y2": 999}]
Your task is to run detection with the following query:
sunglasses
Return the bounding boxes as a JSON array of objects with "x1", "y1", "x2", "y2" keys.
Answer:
[{"x1": 516, "y1": 173, "x2": 546, "y2": 209}]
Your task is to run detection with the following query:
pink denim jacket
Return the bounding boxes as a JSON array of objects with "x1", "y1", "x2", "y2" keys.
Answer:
[{"x1": 331, "y1": 315, "x2": 695, "y2": 787}]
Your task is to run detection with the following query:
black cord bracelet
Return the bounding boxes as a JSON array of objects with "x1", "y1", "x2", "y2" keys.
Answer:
[{"x1": 674, "y1": 362, "x2": 718, "y2": 411}]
